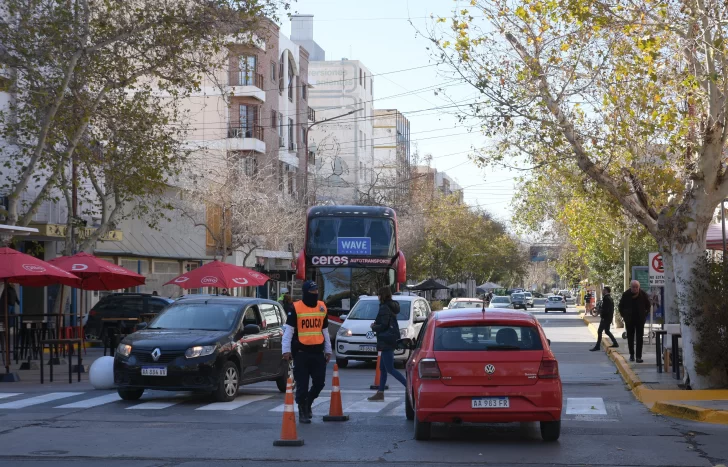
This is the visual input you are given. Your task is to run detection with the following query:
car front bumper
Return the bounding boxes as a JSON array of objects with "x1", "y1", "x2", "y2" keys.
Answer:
[
  {"x1": 335, "y1": 337, "x2": 409, "y2": 361},
  {"x1": 114, "y1": 353, "x2": 222, "y2": 391}
]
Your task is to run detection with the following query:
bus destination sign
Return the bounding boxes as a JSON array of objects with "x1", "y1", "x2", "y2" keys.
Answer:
[
  {"x1": 337, "y1": 237, "x2": 372, "y2": 255},
  {"x1": 310, "y1": 255, "x2": 391, "y2": 266}
]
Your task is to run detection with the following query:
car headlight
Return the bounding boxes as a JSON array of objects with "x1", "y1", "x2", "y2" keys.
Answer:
[
  {"x1": 117, "y1": 343, "x2": 132, "y2": 357},
  {"x1": 185, "y1": 345, "x2": 217, "y2": 359},
  {"x1": 337, "y1": 327, "x2": 352, "y2": 337}
]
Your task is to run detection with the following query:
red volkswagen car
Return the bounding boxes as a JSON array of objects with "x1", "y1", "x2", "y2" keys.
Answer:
[{"x1": 400, "y1": 309, "x2": 562, "y2": 441}]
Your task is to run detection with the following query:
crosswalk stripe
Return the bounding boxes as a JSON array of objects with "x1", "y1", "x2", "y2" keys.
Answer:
[
  {"x1": 345, "y1": 398, "x2": 399, "y2": 413},
  {"x1": 565, "y1": 397, "x2": 607, "y2": 415},
  {"x1": 0, "y1": 393, "x2": 22, "y2": 400},
  {"x1": 55, "y1": 393, "x2": 121, "y2": 409},
  {"x1": 126, "y1": 400, "x2": 181, "y2": 410},
  {"x1": 196, "y1": 394, "x2": 272, "y2": 411},
  {"x1": 270, "y1": 397, "x2": 330, "y2": 413},
  {"x1": 0, "y1": 392, "x2": 84, "y2": 409}
]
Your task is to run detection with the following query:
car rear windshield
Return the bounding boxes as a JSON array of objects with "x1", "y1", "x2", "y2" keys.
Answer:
[
  {"x1": 511, "y1": 293, "x2": 525, "y2": 299},
  {"x1": 450, "y1": 301, "x2": 482, "y2": 309},
  {"x1": 548, "y1": 296, "x2": 563, "y2": 301},
  {"x1": 148, "y1": 303, "x2": 241, "y2": 331},
  {"x1": 347, "y1": 300, "x2": 411, "y2": 320},
  {"x1": 491, "y1": 297, "x2": 510, "y2": 303},
  {"x1": 434, "y1": 325, "x2": 544, "y2": 351}
]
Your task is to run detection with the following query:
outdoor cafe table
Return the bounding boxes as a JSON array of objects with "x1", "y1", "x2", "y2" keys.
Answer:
[
  {"x1": 13, "y1": 313, "x2": 64, "y2": 364},
  {"x1": 40, "y1": 338, "x2": 82, "y2": 384},
  {"x1": 101, "y1": 318, "x2": 138, "y2": 356}
]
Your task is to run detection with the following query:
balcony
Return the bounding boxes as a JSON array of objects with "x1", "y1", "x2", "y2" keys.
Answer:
[
  {"x1": 308, "y1": 106, "x2": 316, "y2": 122},
  {"x1": 227, "y1": 71, "x2": 265, "y2": 102},
  {"x1": 227, "y1": 124, "x2": 265, "y2": 153}
]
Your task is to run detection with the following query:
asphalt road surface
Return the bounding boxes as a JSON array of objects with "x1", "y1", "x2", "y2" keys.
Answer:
[{"x1": 0, "y1": 304, "x2": 726, "y2": 466}]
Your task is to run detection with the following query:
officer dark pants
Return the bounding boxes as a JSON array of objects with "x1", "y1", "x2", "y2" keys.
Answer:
[{"x1": 293, "y1": 351, "x2": 326, "y2": 405}]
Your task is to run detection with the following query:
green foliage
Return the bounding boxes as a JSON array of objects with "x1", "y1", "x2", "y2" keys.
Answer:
[{"x1": 680, "y1": 255, "x2": 728, "y2": 382}]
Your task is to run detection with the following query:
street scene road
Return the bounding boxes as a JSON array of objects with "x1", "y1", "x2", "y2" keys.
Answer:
[{"x1": 1, "y1": 303, "x2": 726, "y2": 467}]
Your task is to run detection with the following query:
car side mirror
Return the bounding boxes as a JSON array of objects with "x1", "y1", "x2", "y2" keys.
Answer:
[
  {"x1": 339, "y1": 314, "x2": 348, "y2": 321},
  {"x1": 136, "y1": 322, "x2": 148, "y2": 331},
  {"x1": 243, "y1": 324, "x2": 260, "y2": 335},
  {"x1": 413, "y1": 314, "x2": 427, "y2": 323},
  {"x1": 396, "y1": 338, "x2": 415, "y2": 350}
]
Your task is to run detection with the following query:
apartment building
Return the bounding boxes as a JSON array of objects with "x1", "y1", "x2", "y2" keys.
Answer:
[
  {"x1": 411, "y1": 165, "x2": 464, "y2": 204},
  {"x1": 372, "y1": 109, "x2": 411, "y2": 207}
]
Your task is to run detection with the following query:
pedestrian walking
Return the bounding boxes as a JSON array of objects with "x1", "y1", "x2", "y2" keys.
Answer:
[
  {"x1": 368, "y1": 286, "x2": 407, "y2": 401},
  {"x1": 278, "y1": 287, "x2": 289, "y2": 302},
  {"x1": 618, "y1": 280, "x2": 651, "y2": 363},
  {"x1": 281, "y1": 280, "x2": 331, "y2": 424},
  {"x1": 281, "y1": 292, "x2": 294, "y2": 314},
  {"x1": 590, "y1": 286, "x2": 618, "y2": 351},
  {"x1": 151, "y1": 290, "x2": 159, "y2": 296},
  {"x1": 0, "y1": 283, "x2": 20, "y2": 327}
]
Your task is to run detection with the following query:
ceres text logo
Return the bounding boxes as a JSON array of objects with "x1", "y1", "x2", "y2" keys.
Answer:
[{"x1": 311, "y1": 255, "x2": 349, "y2": 266}]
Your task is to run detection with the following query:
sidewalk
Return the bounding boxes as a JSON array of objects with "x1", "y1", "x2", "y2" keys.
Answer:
[
  {"x1": 581, "y1": 313, "x2": 728, "y2": 424},
  {"x1": 0, "y1": 346, "x2": 108, "y2": 389}
]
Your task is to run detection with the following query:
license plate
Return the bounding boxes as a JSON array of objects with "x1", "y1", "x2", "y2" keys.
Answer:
[
  {"x1": 141, "y1": 366, "x2": 167, "y2": 376},
  {"x1": 359, "y1": 345, "x2": 377, "y2": 352},
  {"x1": 472, "y1": 397, "x2": 510, "y2": 408}
]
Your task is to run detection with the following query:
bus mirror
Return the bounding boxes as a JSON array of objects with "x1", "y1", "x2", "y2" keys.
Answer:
[
  {"x1": 396, "y1": 251, "x2": 407, "y2": 283},
  {"x1": 295, "y1": 249, "x2": 306, "y2": 280}
]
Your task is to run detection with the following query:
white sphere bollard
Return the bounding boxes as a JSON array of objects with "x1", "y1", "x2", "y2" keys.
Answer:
[{"x1": 89, "y1": 356, "x2": 116, "y2": 389}]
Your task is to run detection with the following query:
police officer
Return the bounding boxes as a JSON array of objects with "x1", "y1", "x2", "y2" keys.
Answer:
[{"x1": 281, "y1": 280, "x2": 331, "y2": 424}]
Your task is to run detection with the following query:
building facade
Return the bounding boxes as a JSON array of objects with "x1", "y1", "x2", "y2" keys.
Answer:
[{"x1": 372, "y1": 109, "x2": 411, "y2": 207}]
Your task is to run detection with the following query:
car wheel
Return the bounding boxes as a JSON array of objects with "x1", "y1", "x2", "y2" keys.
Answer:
[
  {"x1": 117, "y1": 388, "x2": 144, "y2": 401},
  {"x1": 563, "y1": 309, "x2": 566, "y2": 313},
  {"x1": 413, "y1": 397, "x2": 431, "y2": 440},
  {"x1": 214, "y1": 361, "x2": 239, "y2": 402},
  {"x1": 336, "y1": 358, "x2": 349, "y2": 368},
  {"x1": 540, "y1": 420, "x2": 561, "y2": 442},
  {"x1": 405, "y1": 391, "x2": 415, "y2": 421}
]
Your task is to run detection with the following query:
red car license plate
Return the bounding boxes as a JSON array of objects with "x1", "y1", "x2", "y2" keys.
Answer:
[{"x1": 472, "y1": 397, "x2": 510, "y2": 408}]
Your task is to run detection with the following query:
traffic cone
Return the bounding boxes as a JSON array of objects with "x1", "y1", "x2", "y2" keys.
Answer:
[
  {"x1": 273, "y1": 377, "x2": 304, "y2": 446},
  {"x1": 369, "y1": 351, "x2": 389, "y2": 390},
  {"x1": 323, "y1": 363, "x2": 349, "y2": 422}
]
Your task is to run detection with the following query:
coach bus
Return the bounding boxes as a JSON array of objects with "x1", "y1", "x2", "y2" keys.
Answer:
[{"x1": 295, "y1": 205, "x2": 406, "y2": 317}]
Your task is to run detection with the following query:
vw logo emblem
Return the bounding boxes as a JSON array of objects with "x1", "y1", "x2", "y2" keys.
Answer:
[
  {"x1": 151, "y1": 348, "x2": 162, "y2": 362},
  {"x1": 366, "y1": 331, "x2": 375, "y2": 340},
  {"x1": 484, "y1": 364, "x2": 496, "y2": 374}
]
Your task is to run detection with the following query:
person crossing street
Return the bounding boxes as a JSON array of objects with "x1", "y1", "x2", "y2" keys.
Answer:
[
  {"x1": 281, "y1": 280, "x2": 332, "y2": 424},
  {"x1": 590, "y1": 286, "x2": 618, "y2": 351}
]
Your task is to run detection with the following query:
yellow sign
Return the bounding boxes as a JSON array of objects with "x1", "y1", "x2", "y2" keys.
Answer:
[{"x1": 31, "y1": 224, "x2": 123, "y2": 242}]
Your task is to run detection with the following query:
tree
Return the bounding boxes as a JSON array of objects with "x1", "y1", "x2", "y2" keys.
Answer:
[
  {"x1": 0, "y1": 0, "x2": 284, "y2": 251},
  {"x1": 430, "y1": 0, "x2": 728, "y2": 387}
]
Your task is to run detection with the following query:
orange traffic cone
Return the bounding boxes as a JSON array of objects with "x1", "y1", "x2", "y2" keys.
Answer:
[
  {"x1": 273, "y1": 377, "x2": 304, "y2": 446},
  {"x1": 323, "y1": 363, "x2": 349, "y2": 422},
  {"x1": 369, "y1": 351, "x2": 389, "y2": 390}
]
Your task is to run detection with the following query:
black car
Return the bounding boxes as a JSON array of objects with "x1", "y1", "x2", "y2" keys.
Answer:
[
  {"x1": 510, "y1": 292, "x2": 528, "y2": 310},
  {"x1": 85, "y1": 293, "x2": 174, "y2": 339},
  {"x1": 114, "y1": 297, "x2": 289, "y2": 402}
]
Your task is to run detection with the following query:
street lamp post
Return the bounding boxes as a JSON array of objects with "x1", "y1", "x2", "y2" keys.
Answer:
[{"x1": 304, "y1": 108, "x2": 362, "y2": 203}]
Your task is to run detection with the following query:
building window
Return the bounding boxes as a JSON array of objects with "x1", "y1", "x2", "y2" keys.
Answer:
[
  {"x1": 279, "y1": 112, "x2": 284, "y2": 147},
  {"x1": 288, "y1": 58, "x2": 294, "y2": 101},
  {"x1": 237, "y1": 104, "x2": 258, "y2": 136},
  {"x1": 359, "y1": 68, "x2": 362, "y2": 85},
  {"x1": 371, "y1": 78, "x2": 373, "y2": 95},
  {"x1": 241, "y1": 156, "x2": 258, "y2": 177},
  {"x1": 271, "y1": 110, "x2": 277, "y2": 129},
  {"x1": 364, "y1": 73, "x2": 366, "y2": 89},
  {"x1": 288, "y1": 118, "x2": 295, "y2": 150},
  {"x1": 279, "y1": 162, "x2": 285, "y2": 191},
  {"x1": 288, "y1": 167, "x2": 295, "y2": 195},
  {"x1": 270, "y1": 60, "x2": 276, "y2": 83},
  {"x1": 279, "y1": 54, "x2": 285, "y2": 94},
  {"x1": 238, "y1": 55, "x2": 257, "y2": 86},
  {"x1": 302, "y1": 81, "x2": 307, "y2": 100}
]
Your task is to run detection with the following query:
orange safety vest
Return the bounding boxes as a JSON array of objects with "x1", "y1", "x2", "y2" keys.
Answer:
[{"x1": 293, "y1": 300, "x2": 327, "y2": 345}]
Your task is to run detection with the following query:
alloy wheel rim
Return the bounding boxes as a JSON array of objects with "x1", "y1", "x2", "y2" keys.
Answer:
[{"x1": 224, "y1": 367, "x2": 238, "y2": 396}]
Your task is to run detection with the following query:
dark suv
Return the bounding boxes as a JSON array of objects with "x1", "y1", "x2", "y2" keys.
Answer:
[
  {"x1": 114, "y1": 297, "x2": 289, "y2": 402},
  {"x1": 85, "y1": 293, "x2": 174, "y2": 340},
  {"x1": 510, "y1": 292, "x2": 528, "y2": 310}
]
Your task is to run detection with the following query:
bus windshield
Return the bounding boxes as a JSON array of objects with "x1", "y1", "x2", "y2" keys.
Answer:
[
  {"x1": 317, "y1": 267, "x2": 393, "y2": 314},
  {"x1": 307, "y1": 217, "x2": 396, "y2": 257}
]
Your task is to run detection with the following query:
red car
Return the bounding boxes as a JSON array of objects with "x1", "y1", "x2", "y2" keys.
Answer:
[{"x1": 400, "y1": 309, "x2": 562, "y2": 441}]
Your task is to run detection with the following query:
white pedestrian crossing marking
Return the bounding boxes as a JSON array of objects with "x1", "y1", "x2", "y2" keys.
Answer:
[
  {"x1": 55, "y1": 393, "x2": 121, "y2": 409},
  {"x1": 0, "y1": 393, "x2": 22, "y2": 400},
  {"x1": 346, "y1": 398, "x2": 399, "y2": 413},
  {"x1": 270, "y1": 397, "x2": 330, "y2": 413},
  {"x1": 127, "y1": 400, "x2": 181, "y2": 410},
  {"x1": 565, "y1": 397, "x2": 607, "y2": 415},
  {"x1": 197, "y1": 394, "x2": 271, "y2": 411},
  {"x1": 0, "y1": 392, "x2": 84, "y2": 409}
]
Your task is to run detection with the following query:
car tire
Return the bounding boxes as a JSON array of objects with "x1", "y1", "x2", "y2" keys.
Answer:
[
  {"x1": 413, "y1": 397, "x2": 431, "y2": 441},
  {"x1": 336, "y1": 358, "x2": 349, "y2": 368},
  {"x1": 214, "y1": 361, "x2": 239, "y2": 402},
  {"x1": 405, "y1": 391, "x2": 415, "y2": 421},
  {"x1": 540, "y1": 420, "x2": 561, "y2": 442},
  {"x1": 117, "y1": 388, "x2": 144, "y2": 401}
]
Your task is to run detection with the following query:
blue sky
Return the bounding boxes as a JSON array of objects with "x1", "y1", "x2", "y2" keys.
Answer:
[{"x1": 279, "y1": 0, "x2": 519, "y2": 222}]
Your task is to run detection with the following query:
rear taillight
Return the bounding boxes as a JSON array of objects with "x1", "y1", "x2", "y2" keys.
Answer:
[
  {"x1": 538, "y1": 358, "x2": 559, "y2": 379},
  {"x1": 89, "y1": 310, "x2": 97, "y2": 317},
  {"x1": 418, "y1": 358, "x2": 441, "y2": 379}
]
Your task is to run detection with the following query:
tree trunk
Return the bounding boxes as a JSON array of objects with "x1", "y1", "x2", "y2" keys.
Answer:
[{"x1": 659, "y1": 249, "x2": 680, "y2": 325}]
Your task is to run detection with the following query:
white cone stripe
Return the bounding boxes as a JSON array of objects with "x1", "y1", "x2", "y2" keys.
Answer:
[
  {"x1": 0, "y1": 392, "x2": 84, "y2": 409},
  {"x1": 284, "y1": 405, "x2": 295, "y2": 413},
  {"x1": 333, "y1": 386, "x2": 340, "y2": 391},
  {"x1": 333, "y1": 371, "x2": 339, "y2": 377}
]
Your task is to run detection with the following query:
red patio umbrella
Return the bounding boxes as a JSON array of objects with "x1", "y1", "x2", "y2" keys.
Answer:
[
  {"x1": 0, "y1": 247, "x2": 81, "y2": 380},
  {"x1": 48, "y1": 252, "x2": 146, "y2": 347},
  {"x1": 164, "y1": 260, "x2": 269, "y2": 289}
]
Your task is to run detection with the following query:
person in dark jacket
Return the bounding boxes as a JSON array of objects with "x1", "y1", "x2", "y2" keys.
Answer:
[
  {"x1": 590, "y1": 286, "x2": 618, "y2": 351},
  {"x1": 368, "y1": 286, "x2": 407, "y2": 401},
  {"x1": 618, "y1": 280, "x2": 651, "y2": 363}
]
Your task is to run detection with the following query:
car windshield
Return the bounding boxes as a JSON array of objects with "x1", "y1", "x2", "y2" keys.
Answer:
[
  {"x1": 347, "y1": 299, "x2": 412, "y2": 320},
  {"x1": 148, "y1": 303, "x2": 241, "y2": 331},
  {"x1": 524, "y1": 293, "x2": 532, "y2": 297},
  {"x1": 434, "y1": 325, "x2": 544, "y2": 351},
  {"x1": 511, "y1": 293, "x2": 525, "y2": 300},
  {"x1": 491, "y1": 297, "x2": 510, "y2": 303},
  {"x1": 548, "y1": 296, "x2": 563, "y2": 302},
  {"x1": 450, "y1": 301, "x2": 482, "y2": 309}
]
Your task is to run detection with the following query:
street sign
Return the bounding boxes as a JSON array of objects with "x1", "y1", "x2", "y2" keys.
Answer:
[
  {"x1": 632, "y1": 266, "x2": 649, "y2": 291},
  {"x1": 648, "y1": 252, "x2": 665, "y2": 286}
]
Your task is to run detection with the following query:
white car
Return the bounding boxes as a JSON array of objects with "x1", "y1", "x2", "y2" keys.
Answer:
[
  {"x1": 445, "y1": 297, "x2": 484, "y2": 309},
  {"x1": 524, "y1": 292, "x2": 534, "y2": 308},
  {"x1": 334, "y1": 295, "x2": 431, "y2": 367},
  {"x1": 488, "y1": 295, "x2": 512, "y2": 308},
  {"x1": 544, "y1": 295, "x2": 567, "y2": 313}
]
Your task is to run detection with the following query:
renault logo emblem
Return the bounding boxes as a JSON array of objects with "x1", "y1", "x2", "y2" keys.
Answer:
[
  {"x1": 484, "y1": 364, "x2": 496, "y2": 374},
  {"x1": 151, "y1": 348, "x2": 162, "y2": 362},
  {"x1": 366, "y1": 331, "x2": 375, "y2": 340}
]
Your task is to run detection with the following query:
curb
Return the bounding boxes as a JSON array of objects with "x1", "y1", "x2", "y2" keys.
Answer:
[{"x1": 579, "y1": 315, "x2": 728, "y2": 425}]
